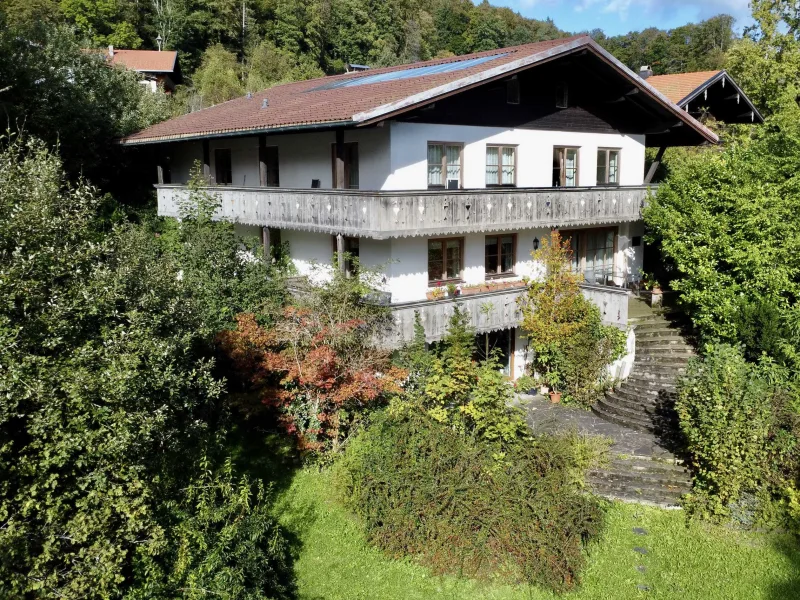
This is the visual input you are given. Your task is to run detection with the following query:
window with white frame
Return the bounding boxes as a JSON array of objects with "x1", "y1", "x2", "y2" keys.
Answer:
[
  {"x1": 553, "y1": 147, "x2": 578, "y2": 187},
  {"x1": 596, "y1": 148, "x2": 620, "y2": 185},
  {"x1": 486, "y1": 145, "x2": 516, "y2": 186},
  {"x1": 428, "y1": 143, "x2": 462, "y2": 189}
]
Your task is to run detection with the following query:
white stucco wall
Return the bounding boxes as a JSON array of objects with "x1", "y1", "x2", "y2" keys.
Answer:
[
  {"x1": 384, "y1": 121, "x2": 646, "y2": 190},
  {"x1": 165, "y1": 121, "x2": 645, "y2": 191},
  {"x1": 165, "y1": 128, "x2": 391, "y2": 189}
]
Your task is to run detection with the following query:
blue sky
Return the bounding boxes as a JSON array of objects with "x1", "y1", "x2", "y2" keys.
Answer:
[{"x1": 490, "y1": 0, "x2": 753, "y2": 36}]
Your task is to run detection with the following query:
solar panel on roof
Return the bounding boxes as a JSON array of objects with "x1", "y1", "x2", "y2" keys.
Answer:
[{"x1": 309, "y1": 54, "x2": 509, "y2": 91}]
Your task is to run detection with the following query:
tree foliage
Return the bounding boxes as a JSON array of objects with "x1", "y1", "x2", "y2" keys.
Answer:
[
  {"x1": 0, "y1": 136, "x2": 289, "y2": 598},
  {"x1": 217, "y1": 265, "x2": 406, "y2": 455},
  {"x1": 519, "y1": 231, "x2": 626, "y2": 405},
  {"x1": 0, "y1": 20, "x2": 171, "y2": 190},
  {"x1": 393, "y1": 307, "x2": 528, "y2": 450}
]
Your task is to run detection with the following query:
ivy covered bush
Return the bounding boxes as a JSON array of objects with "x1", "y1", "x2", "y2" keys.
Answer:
[{"x1": 335, "y1": 411, "x2": 605, "y2": 593}]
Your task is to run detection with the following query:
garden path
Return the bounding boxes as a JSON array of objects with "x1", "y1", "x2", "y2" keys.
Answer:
[{"x1": 521, "y1": 394, "x2": 678, "y2": 461}]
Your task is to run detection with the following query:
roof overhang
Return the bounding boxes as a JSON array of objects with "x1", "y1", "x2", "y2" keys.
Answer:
[
  {"x1": 119, "y1": 37, "x2": 717, "y2": 146},
  {"x1": 677, "y1": 70, "x2": 763, "y2": 124},
  {"x1": 352, "y1": 37, "x2": 718, "y2": 145}
]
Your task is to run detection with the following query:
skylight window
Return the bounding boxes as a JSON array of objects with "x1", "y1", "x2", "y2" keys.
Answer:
[{"x1": 310, "y1": 54, "x2": 509, "y2": 91}]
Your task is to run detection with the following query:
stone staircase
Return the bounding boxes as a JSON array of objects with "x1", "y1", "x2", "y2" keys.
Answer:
[
  {"x1": 587, "y1": 455, "x2": 691, "y2": 508},
  {"x1": 587, "y1": 300, "x2": 695, "y2": 507},
  {"x1": 592, "y1": 307, "x2": 695, "y2": 434}
]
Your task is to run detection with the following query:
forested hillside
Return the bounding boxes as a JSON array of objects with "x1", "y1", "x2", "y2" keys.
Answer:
[{"x1": 3, "y1": 0, "x2": 736, "y2": 111}]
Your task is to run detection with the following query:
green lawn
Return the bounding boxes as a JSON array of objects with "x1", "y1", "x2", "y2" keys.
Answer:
[{"x1": 273, "y1": 467, "x2": 800, "y2": 600}]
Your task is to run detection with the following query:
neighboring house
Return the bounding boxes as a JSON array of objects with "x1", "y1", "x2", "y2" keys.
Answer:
[
  {"x1": 120, "y1": 35, "x2": 718, "y2": 378},
  {"x1": 107, "y1": 46, "x2": 181, "y2": 93},
  {"x1": 643, "y1": 68, "x2": 763, "y2": 125}
]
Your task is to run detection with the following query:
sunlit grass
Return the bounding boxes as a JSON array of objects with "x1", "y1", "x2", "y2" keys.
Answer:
[{"x1": 273, "y1": 467, "x2": 800, "y2": 600}]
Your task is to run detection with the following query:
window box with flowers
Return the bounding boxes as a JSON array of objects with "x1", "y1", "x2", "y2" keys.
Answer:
[{"x1": 460, "y1": 279, "x2": 528, "y2": 297}]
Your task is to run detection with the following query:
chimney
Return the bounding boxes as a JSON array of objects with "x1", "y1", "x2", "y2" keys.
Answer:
[
  {"x1": 108, "y1": 45, "x2": 114, "y2": 58},
  {"x1": 639, "y1": 65, "x2": 653, "y2": 80}
]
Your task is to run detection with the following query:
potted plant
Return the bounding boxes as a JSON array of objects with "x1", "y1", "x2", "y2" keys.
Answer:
[
  {"x1": 426, "y1": 284, "x2": 445, "y2": 301},
  {"x1": 547, "y1": 370, "x2": 563, "y2": 404},
  {"x1": 446, "y1": 282, "x2": 458, "y2": 298},
  {"x1": 515, "y1": 374, "x2": 538, "y2": 396}
]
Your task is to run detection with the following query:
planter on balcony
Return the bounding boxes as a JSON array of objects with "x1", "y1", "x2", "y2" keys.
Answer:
[{"x1": 460, "y1": 280, "x2": 528, "y2": 296}]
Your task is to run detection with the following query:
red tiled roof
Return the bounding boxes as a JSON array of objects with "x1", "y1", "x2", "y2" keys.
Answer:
[
  {"x1": 111, "y1": 50, "x2": 178, "y2": 73},
  {"x1": 120, "y1": 36, "x2": 718, "y2": 146},
  {"x1": 646, "y1": 70, "x2": 722, "y2": 105}
]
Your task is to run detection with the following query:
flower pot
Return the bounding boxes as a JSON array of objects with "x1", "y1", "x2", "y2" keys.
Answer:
[
  {"x1": 426, "y1": 291, "x2": 436, "y2": 300},
  {"x1": 549, "y1": 391, "x2": 562, "y2": 404}
]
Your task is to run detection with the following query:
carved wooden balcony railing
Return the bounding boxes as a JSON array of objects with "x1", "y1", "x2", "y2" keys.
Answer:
[
  {"x1": 157, "y1": 184, "x2": 655, "y2": 239},
  {"x1": 384, "y1": 283, "x2": 629, "y2": 347}
]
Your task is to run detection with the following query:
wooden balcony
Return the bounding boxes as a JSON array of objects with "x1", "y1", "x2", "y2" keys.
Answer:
[
  {"x1": 384, "y1": 282, "x2": 629, "y2": 348},
  {"x1": 156, "y1": 184, "x2": 654, "y2": 239}
]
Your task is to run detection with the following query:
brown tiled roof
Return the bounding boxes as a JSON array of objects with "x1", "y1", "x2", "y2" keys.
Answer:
[
  {"x1": 111, "y1": 50, "x2": 178, "y2": 73},
  {"x1": 646, "y1": 70, "x2": 722, "y2": 105},
  {"x1": 120, "y1": 36, "x2": 718, "y2": 145}
]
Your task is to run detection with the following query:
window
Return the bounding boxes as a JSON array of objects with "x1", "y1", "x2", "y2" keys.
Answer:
[
  {"x1": 428, "y1": 237, "x2": 463, "y2": 283},
  {"x1": 265, "y1": 146, "x2": 279, "y2": 187},
  {"x1": 486, "y1": 146, "x2": 516, "y2": 186},
  {"x1": 566, "y1": 228, "x2": 616, "y2": 286},
  {"x1": 214, "y1": 148, "x2": 232, "y2": 184},
  {"x1": 428, "y1": 143, "x2": 462, "y2": 189},
  {"x1": 555, "y1": 82, "x2": 568, "y2": 108},
  {"x1": 330, "y1": 142, "x2": 359, "y2": 189},
  {"x1": 506, "y1": 75, "x2": 520, "y2": 105},
  {"x1": 553, "y1": 147, "x2": 579, "y2": 187},
  {"x1": 485, "y1": 234, "x2": 516, "y2": 277},
  {"x1": 597, "y1": 148, "x2": 620, "y2": 185}
]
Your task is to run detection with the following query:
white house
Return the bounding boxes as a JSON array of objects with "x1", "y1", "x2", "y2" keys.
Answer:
[{"x1": 120, "y1": 35, "x2": 718, "y2": 379}]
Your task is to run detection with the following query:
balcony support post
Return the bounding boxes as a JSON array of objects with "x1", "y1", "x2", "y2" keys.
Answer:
[
  {"x1": 644, "y1": 146, "x2": 666, "y2": 184},
  {"x1": 334, "y1": 129, "x2": 345, "y2": 189},
  {"x1": 262, "y1": 226, "x2": 270, "y2": 260},
  {"x1": 336, "y1": 233, "x2": 346, "y2": 274},
  {"x1": 202, "y1": 139, "x2": 211, "y2": 182},
  {"x1": 258, "y1": 133, "x2": 268, "y2": 187}
]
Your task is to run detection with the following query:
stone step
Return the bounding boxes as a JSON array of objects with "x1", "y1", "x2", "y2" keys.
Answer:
[
  {"x1": 596, "y1": 397, "x2": 659, "y2": 425},
  {"x1": 588, "y1": 466, "x2": 691, "y2": 490},
  {"x1": 603, "y1": 391, "x2": 659, "y2": 413},
  {"x1": 634, "y1": 329, "x2": 688, "y2": 340},
  {"x1": 591, "y1": 403, "x2": 655, "y2": 432},
  {"x1": 636, "y1": 337, "x2": 693, "y2": 348},
  {"x1": 634, "y1": 355, "x2": 693, "y2": 367},
  {"x1": 628, "y1": 369, "x2": 682, "y2": 382},
  {"x1": 611, "y1": 386, "x2": 660, "y2": 404},
  {"x1": 632, "y1": 320, "x2": 685, "y2": 330},
  {"x1": 586, "y1": 479, "x2": 685, "y2": 508},
  {"x1": 631, "y1": 363, "x2": 687, "y2": 376},
  {"x1": 636, "y1": 344, "x2": 695, "y2": 356},
  {"x1": 607, "y1": 457, "x2": 688, "y2": 474},
  {"x1": 619, "y1": 381, "x2": 678, "y2": 399}
]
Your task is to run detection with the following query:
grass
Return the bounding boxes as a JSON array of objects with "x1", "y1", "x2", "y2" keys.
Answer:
[{"x1": 272, "y1": 467, "x2": 800, "y2": 600}]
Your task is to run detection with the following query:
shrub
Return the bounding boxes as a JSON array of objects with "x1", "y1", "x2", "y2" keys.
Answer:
[
  {"x1": 676, "y1": 344, "x2": 774, "y2": 517},
  {"x1": 130, "y1": 458, "x2": 293, "y2": 600},
  {"x1": 217, "y1": 264, "x2": 406, "y2": 455},
  {"x1": 520, "y1": 231, "x2": 627, "y2": 407},
  {"x1": 393, "y1": 307, "x2": 528, "y2": 449},
  {"x1": 336, "y1": 412, "x2": 604, "y2": 593}
]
